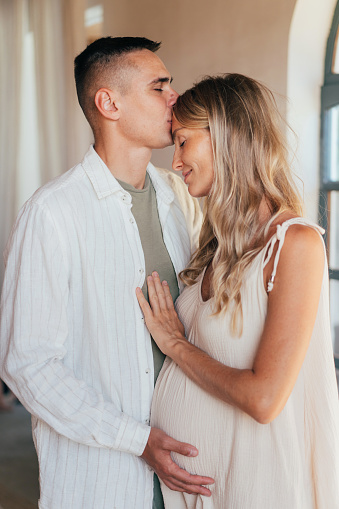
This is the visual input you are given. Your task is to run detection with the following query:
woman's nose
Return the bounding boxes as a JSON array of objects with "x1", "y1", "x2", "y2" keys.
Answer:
[
  {"x1": 172, "y1": 150, "x2": 183, "y2": 172},
  {"x1": 168, "y1": 89, "x2": 179, "y2": 107}
]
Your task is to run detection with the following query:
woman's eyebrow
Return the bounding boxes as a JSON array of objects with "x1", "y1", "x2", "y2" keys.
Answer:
[{"x1": 172, "y1": 127, "x2": 184, "y2": 142}]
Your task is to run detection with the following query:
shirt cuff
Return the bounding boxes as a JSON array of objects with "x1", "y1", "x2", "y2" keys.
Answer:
[{"x1": 98, "y1": 407, "x2": 151, "y2": 456}]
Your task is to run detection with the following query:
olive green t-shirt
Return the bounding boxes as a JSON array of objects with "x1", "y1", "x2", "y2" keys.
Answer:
[
  {"x1": 117, "y1": 173, "x2": 179, "y2": 382},
  {"x1": 117, "y1": 173, "x2": 180, "y2": 509}
]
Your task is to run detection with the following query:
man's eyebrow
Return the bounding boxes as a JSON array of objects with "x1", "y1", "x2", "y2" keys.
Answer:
[{"x1": 149, "y1": 77, "x2": 173, "y2": 85}]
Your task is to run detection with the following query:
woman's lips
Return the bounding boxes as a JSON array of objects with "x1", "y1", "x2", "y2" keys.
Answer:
[{"x1": 183, "y1": 170, "x2": 192, "y2": 183}]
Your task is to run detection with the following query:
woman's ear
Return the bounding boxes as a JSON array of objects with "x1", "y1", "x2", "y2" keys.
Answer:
[{"x1": 95, "y1": 88, "x2": 120, "y2": 120}]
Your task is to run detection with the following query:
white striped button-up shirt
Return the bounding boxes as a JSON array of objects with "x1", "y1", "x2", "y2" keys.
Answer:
[{"x1": 0, "y1": 146, "x2": 202, "y2": 509}]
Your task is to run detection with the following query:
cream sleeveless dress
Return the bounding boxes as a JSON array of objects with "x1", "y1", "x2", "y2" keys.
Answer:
[{"x1": 151, "y1": 218, "x2": 339, "y2": 509}]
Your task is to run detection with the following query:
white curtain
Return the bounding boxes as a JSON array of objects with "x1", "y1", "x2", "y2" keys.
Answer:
[
  {"x1": 62, "y1": 0, "x2": 93, "y2": 170},
  {"x1": 0, "y1": 0, "x2": 25, "y2": 288},
  {"x1": 31, "y1": 0, "x2": 92, "y2": 181},
  {"x1": 0, "y1": 0, "x2": 92, "y2": 288}
]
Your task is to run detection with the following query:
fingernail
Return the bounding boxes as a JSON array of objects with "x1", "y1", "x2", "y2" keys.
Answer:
[
  {"x1": 152, "y1": 271, "x2": 159, "y2": 277},
  {"x1": 188, "y1": 448, "x2": 198, "y2": 457},
  {"x1": 162, "y1": 280, "x2": 168, "y2": 286}
]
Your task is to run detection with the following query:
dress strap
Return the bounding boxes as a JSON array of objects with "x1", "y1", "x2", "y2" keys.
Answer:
[{"x1": 263, "y1": 218, "x2": 325, "y2": 293}]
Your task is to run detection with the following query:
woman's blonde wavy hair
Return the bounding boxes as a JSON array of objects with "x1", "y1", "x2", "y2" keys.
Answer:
[{"x1": 175, "y1": 74, "x2": 303, "y2": 335}]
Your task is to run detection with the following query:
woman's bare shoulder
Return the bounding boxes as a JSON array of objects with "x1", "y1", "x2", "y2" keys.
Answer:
[
  {"x1": 263, "y1": 213, "x2": 325, "y2": 288},
  {"x1": 283, "y1": 222, "x2": 324, "y2": 263},
  {"x1": 269, "y1": 213, "x2": 323, "y2": 251}
]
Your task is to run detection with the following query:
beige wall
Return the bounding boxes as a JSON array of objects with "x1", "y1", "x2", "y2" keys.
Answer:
[{"x1": 103, "y1": 0, "x2": 297, "y2": 169}]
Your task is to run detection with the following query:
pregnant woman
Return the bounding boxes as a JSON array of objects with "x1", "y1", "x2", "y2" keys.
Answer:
[{"x1": 136, "y1": 74, "x2": 339, "y2": 508}]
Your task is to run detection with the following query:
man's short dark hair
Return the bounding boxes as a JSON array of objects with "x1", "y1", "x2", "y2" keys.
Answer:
[{"x1": 74, "y1": 36, "x2": 161, "y2": 125}]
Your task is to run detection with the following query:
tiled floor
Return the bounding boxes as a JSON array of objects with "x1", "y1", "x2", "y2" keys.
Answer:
[{"x1": 0, "y1": 403, "x2": 39, "y2": 509}]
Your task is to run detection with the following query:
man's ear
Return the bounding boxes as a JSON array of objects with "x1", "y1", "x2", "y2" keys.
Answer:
[{"x1": 95, "y1": 88, "x2": 120, "y2": 120}]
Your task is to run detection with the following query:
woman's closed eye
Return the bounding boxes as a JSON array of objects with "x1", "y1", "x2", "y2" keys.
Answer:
[{"x1": 173, "y1": 138, "x2": 186, "y2": 148}]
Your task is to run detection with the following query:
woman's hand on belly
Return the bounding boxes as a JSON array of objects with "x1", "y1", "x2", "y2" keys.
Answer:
[{"x1": 141, "y1": 427, "x2": 215, "y2": 496}]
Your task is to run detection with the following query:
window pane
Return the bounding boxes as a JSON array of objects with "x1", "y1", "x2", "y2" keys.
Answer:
[
  {"x1": 329, "y1": 191, "x2": 339, "y2": 270},
  {"x1": 332, "y1": 26, "x2": 339, "y2": 74},
  {"x1": 325, "y1": 105, "x2": 339, "y2": 181},
  {"x1": 331, "y1": 279, "x2": 339, "y2": 357}
]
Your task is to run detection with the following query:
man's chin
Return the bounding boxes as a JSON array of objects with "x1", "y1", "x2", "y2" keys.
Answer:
[{"x1": 152, "y1": 137, "x2": 174, "y2": 150}]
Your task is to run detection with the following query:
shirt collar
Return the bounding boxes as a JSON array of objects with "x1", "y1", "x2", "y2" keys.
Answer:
[
  {"x1": 81, "y1": 145, "x2": 124, "y2": 200},
  {"x1": 82, "y1": 144, "x2": 175, "y2": 205}
]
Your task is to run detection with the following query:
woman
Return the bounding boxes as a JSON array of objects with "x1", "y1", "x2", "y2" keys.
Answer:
[{"x1": 136, "y1": 74, "x2": 339, "y2": 508}]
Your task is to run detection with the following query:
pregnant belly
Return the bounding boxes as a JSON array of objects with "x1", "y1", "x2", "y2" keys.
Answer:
[
  {"x1": 151, "y1": 358, "x2": 235, "y2": 478},
  {"x1": 151, "y1": 359, "x2": 308, "y2": 508}
]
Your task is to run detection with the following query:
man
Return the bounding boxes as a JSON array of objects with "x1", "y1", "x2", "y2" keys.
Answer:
[{"x1": 0, "y1": 37, "x2": 213, "y2": 508}]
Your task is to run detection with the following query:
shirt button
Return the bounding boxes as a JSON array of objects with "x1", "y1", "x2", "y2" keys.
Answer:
[
  {"x1": 139, "y1": 268, "x2": 144, "y2": 274},
  {"x1": 129, "y1": 218, "x2": 134, "y2": 223},
  {"x1": 145, "y1": 368, "x2": 151, "y2": 374},
  {"x1": 144, "y1": 418, "x2": 150, "y2": 424},
  {"x1": 122, "y1": 194, "x2": 128, "y2": 201}
]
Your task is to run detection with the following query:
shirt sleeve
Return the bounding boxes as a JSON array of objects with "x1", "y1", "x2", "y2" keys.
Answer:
[
  {"x1": 0, "y1": 200, "x2": 150, "y2": 456},
  {"x1": 147, "y1": 165, "x2": 203, "y2": 256},
  {"x1": 172, "y1": 175, "x2": 203, "y2": 254}
]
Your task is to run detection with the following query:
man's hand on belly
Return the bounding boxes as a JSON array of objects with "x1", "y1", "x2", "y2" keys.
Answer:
[{"x1": 141, "y1": 427, "x2": 214, "y2": 496}]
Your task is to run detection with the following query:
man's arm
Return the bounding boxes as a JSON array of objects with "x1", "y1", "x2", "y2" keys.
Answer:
[
  {"x1": 1, "y1": 199, "x2": 214, "y2": 495},
  {"x1": 0, "y1": 200, "x2": 149, "y2": 456}
]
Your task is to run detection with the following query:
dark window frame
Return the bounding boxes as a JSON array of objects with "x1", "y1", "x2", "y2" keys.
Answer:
[{"x1": 320, "y1": 0, "x2": 339, "y2": 368}]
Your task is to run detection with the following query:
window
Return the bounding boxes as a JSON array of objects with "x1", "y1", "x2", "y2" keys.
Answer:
[{"x1": 320, "y1": 0, "x2": 339, "y2": 383}]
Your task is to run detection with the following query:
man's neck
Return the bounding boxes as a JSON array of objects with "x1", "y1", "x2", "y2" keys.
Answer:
[{"x1": 94, "y1": 138, "x2": 152, "y2": 190}]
